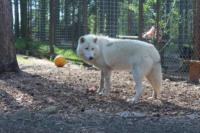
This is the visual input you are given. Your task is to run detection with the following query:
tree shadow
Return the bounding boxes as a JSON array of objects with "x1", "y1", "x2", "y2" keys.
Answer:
[{"x1": 0, "y1": 70, "x2": 199, "y2": 117}]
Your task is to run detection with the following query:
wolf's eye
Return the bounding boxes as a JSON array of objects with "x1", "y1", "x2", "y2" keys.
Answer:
[
  {"x1": 85, "y1": 47, "x2": 89, "y2": 50},
  {"x1": 91, "y1": 48, "x2": 94, "y2": 50}
]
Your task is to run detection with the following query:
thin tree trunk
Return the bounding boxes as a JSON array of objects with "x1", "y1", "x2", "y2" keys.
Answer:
[
  {"x1": 49, "y1": 0, "x2": 55, "y2": 56},
  {"x1": 128, "y1": 0, "x2": 133, "y2": 35},
  {"x1": 138, "y1": 0, "x2": 144, "y2": 40},
  {"x1": 40, "y1": 0, "x2": 47, "y2": 41},
  {"x1": 165, "y1": 0, "x2": 170, "y2": 40},
  {"x1": 55, "y1": 0, "x2": 60, "y2": 44},
  {"x1": 155, "y1": 0, "x2": 164, "y2": 66},
  {"x1": 155, "y1": 0, "x2": 160, "y2": 48},
  {"x1": 78, "y1": 1, "x2": 82, "y2": 36},
  {"x1": 25, "y1": 0, "x2": 32, "y2": 52},
  {"x1": 106, "y1": 0, "x2": 111, "y2": 36},
  {"x1": 198, "y1": 0, "x2": 200, "y2": 59},
  {"x1": 20, "y1": 0, "x2": 27, "y2": 39},
  {"x1": 178, "y1": 0, "x2": 184, "y2": 53},
  {"x1": 113, "y1": 0, "x2": 119, "y2": 37},
  {"x1": 72, "y1": 0, "x2": 76, "y2": 49},
  {"x1": 14, "y1": 0, "x2": 20, "y2": 38},
  {"x1": 194, "y1": 0, "x2": 200, "y2": 59},
  {"x1": 94, "y1": 0, "x2": 98, "y2": 34},
  {"x1": 106, "y1": 0, "x2": 118, "y2": 37},
  {"x1": 184, "y1": 0, "x2": 188, "y2": 42},
  {"x1": 83, "y1": 0, "x2": 88, "y2": 34},
  {"x1": 99, "y1": 0, "x2": 105, "y2": 34},
  {"x1": 0, "y1": 0, "x2": 20, "y2": 73},
  {"x1": 193, "y1": 0, "x2": 197, "y2": 59},
  {"x1": 64, "y1": 0, "x2": 70, "y2": 40},
  {"x1": 28, "y1": 0, "x2": 32, "y2": 35}
]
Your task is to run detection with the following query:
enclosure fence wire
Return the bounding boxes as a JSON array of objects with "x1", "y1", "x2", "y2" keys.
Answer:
[{"x1": 12, "y1": 0, "x2": 200, "y2": 81}]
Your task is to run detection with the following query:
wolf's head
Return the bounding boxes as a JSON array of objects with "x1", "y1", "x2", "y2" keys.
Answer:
[{"x1": 76, "y1": 35, "x2": 100, "y2": 61}]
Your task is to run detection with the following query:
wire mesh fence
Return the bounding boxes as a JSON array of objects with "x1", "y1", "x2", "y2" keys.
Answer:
[{"x1": 12, "y1": 0, "x2": 200, "y2": 81}]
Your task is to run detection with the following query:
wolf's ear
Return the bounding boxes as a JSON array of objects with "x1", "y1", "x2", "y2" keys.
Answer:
[
  {"x1": 80, "y1": 37, "x2": 85, "y2": 43},
  {"x1": 93, "y1": 38, "x2": 98, "y2": 43}
]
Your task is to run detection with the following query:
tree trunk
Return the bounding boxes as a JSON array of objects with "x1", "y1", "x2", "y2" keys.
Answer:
[
  {"x1": 99, "y1": 0, "x2": 105, "y2": 34},
  {"x1": 184, "y1": 0, "x2": 188, "y2": 42},
  {"x1": 106, "y1": 0, "x2": 119, "y2": 37},
  {"x1": 64, "y1": 0, "x2": 70, "y2": 40},
  {"x1": 198, "y1": 0, "x2": 200, "y2": 57},
  {"x1": 193, "y1": 0, "x2": 197, "y2": 59},
  {"x1": 83, "y1": 0, "x2": 88, "y2": 34},
  {"x1": 128, "y1": 0, "x2": 133, "y2": 35},
  {"x1": 178, "y1": 0, "x2": 184, "y2": 53},
  {"x1": 165, "y1": 0, "x2": 170, "y2": 40},
  {"x1": 78, "y1": 1, "x2": 82, "y2": 36},
  {"x1": 72, "y1": 0, "x2": 76, "y2": 50},
  {"x1": 40, "y1": 0, "x2": 47, "y2": 41},
  {"x1": 14, "y1": 0, "x2": 20, "y2": 38},
  {"x1": 193, "y1": 0, "x2": 200, "y2": 59},
  {"x1": 138, "y1": 0, "x2": 144, "y2": 40},
  {"x1": 49, "y1": 0, "x2": 55, "y2": 56},
  {"x1": 20, "y1": 0, "x2": 27, "y2": 39},
  {"x1": 113, "y1": 0, "x2": 119, "y2": 37},
  {"x1": 94, "y1": 0, "x2": 98, "y2": 34},
  {"x1": 106, "y1": 0, "x2": 111, "y2": 36},
  {"x1": 55, "y1": 0, "x2": 60, "y2": 44},
  {"x1": 28, "y1": 0, "x2": 32, "y2": 34},
  {"x1": 0, "y1": 0, "x2": 20, "y2": 73},
  {"x1": 198, "y1": 0, "x2": 200, "y2": 59},
  {"x1": 155, "y1": 0, "x2": 160, "y2": 48}
]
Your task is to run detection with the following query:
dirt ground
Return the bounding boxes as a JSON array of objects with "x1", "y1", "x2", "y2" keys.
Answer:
[{"x1": 0, "y1": 55, "x2": 200, "y2": 133}]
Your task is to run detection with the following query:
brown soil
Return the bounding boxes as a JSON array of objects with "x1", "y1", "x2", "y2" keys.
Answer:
[{"x1": 0, "y1": 55, "x2": 199, "y2": 133}]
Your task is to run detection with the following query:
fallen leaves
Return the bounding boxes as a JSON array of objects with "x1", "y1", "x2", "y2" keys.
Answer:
[{"x1": 0, "y1": 55, "x2": 199, "y2": 119}]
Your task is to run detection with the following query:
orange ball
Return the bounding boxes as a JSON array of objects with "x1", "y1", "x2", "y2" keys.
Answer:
[{"x1": 54, "y1": 56, "x2": 66, "y2": 67}]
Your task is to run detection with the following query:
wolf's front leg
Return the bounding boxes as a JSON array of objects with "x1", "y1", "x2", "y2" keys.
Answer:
[
  {"x1": 102, "y1": 68, "x2": 111, "y2": 96},
  {"x1": 96, "y1": 70, "x2": 104, "y2": 94}
]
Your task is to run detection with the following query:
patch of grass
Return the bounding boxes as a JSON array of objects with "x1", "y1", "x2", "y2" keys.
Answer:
[
  {"x1": 15, "y1": 39, "x2": 82, "y2": 65},
  {"x1": 17, "y1": 56, "x2": 30, "y2": 63},
  {"x1": 54, "y1": 47, "x2": 82, "y2": 64},
  {"x1": 55, "y1": 48, "x2": 81, "y2": 59}
]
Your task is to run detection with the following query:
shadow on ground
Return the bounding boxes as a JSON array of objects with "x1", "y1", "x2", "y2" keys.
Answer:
[{"x1": 0, "y1": 69, "x2": 200, "y2": 133}]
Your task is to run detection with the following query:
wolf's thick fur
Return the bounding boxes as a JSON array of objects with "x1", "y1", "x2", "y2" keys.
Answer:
[{"x1": 77, "y1": 34, "x2": 162, "y2": 103}]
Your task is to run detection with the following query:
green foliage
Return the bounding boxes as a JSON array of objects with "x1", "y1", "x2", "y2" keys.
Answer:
[
  {"x1": 15, "y1": 39, "x2": 26, "y2": 50},
  {"x1": 54, "y1": 47, "x2": 81, "y2": 60},
  {"x1": 89, "y1": 15, "x2": 96, "y2": 34}
]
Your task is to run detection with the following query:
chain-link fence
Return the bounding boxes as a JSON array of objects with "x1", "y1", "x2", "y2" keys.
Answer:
[{"x1": 13, "y1": 0, "x2": 200, "y2": 81}]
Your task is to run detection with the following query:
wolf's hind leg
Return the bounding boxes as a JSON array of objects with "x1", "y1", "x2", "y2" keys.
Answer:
[
  {"x1": 146, "y1": 64, "x2": 162, "y2": 99},
  {"x1": 127, "y1": 66, "x2": 145, "y2": 103}
]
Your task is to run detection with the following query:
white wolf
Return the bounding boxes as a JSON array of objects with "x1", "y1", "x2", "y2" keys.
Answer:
[{"x1": 76, "y1": 34, "x2": 162, "y2": 103}]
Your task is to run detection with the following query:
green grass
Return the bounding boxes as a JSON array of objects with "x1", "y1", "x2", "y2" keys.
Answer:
[
  {"x1": 17, "y1": 56, "x2": 30, "y2": 63},
  {"x1": 54, "y1": 47, "x2": 82, "y2": 64},
  {"x1": 15, "y1": 39, "x2": 82, "y2": 65}
]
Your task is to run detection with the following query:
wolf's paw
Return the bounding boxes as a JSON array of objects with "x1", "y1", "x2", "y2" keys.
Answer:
[
  {"x1": 101, "y1": 92, "x2": 108, "y2": 97},
  {"x1": 97, "y1": 92, "x2": 103, "y2": 96},
  {"x1": 148, "y1": 97, "x2": 162, "y2": 104},
  {"x1": 96, "y1": 89, "x2": 101, "y2": 94},
  {"x1": 147, "y1": 97, "x2": 156, "y2": 100},
  {"x1": 127, "y1": 98, "x2": 138, "y2": 104}
]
